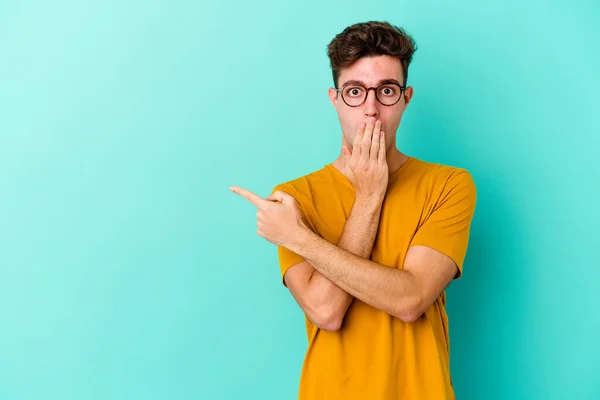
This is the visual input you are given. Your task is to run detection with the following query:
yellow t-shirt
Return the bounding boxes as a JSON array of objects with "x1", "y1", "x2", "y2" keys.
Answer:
[{"x1": 271, "y1": 156, "x2": 477, "y2": 400}]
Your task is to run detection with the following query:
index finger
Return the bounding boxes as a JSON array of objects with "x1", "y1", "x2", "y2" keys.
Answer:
[
  {"x1": 230, "y1": 186, "x2": 266, "y2": 208},
  {"x1": 353, "y1": 123, "x2": 366, "y2": 158}
]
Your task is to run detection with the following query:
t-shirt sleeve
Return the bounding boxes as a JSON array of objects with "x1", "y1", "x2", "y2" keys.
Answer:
[
  {"x1": 270, "y1": 184, "x2": 310, "y2": 287},
  {"x1": 409, "y1": 170, "x2": 477, "y2": 279}
]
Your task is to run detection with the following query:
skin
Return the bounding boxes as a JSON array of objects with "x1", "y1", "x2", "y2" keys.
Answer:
[{"x1": 230, "y1": 55, "x2": 458, "y2": 329}]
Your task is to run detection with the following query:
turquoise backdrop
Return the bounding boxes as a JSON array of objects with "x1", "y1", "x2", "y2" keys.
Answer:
[{"x1": 1, "y1": 0, "x2": 599, "y2": 399}]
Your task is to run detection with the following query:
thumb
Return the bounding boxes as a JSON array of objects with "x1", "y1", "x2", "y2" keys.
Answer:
[{"x1": 266, "y1": 190, "x2": 286, "y2": 203}]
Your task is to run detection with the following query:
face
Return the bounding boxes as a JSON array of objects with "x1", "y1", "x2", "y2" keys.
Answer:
[{"x1": 328, "y1": 55, "x2": 414, "y2": 150}]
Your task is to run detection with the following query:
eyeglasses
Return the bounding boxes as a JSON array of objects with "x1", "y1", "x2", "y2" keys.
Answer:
[{"x1": 335, "y1": 83, "x2": 406, "y2": 107}]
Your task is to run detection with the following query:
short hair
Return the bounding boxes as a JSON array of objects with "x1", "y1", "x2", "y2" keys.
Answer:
[{"x1": 327, "y1": 21, "x2": 417, "y2": 89}]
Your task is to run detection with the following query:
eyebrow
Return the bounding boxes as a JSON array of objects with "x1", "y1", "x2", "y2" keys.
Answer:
[{"x1": 340, "y1": 78, "x2": 403, "y2": 87}]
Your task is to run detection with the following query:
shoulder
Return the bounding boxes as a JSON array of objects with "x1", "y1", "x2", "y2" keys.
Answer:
[
  {"x1": 410, "y1": 157, "x2": 476, "y2": 193},
  {"x1": 270, "y1": 165, "x2": 332, "y2": 200}
]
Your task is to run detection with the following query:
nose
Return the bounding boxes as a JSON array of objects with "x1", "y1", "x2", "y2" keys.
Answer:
[{"x1": 363, "y1": 88, "x2": 380, "y2": 118}]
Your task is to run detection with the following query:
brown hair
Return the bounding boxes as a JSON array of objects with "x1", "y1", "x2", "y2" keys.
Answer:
[{"x1": 327, "y1": 21, "x2": 417, "y2": 89}]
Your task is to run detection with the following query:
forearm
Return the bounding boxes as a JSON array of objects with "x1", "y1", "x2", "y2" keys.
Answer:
[
  {"x1": 291, "y1": 230, "x2": 421, "y2": 322},
  {"x1": 307, "y1": 196, "x2": 384, "y2": 306},
  {"x1": 336, "y1": 196, "x2": 384, "y2": 258}
]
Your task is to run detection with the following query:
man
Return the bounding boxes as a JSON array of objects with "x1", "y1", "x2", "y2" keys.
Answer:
[{"x1": 231, "y1": 21, "x2": 476, "y2": 400}]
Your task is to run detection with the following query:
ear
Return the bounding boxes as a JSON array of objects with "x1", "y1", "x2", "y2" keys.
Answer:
[
  {"x1": 328, "y1": 87, "x2": 338, "y2": 108},
  {"x1": 403, "y1": 86, "x2": 414, "y2": 109}
]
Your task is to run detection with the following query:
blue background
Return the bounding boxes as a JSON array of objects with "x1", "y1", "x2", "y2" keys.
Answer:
[{"x1": 1, "y1": 0, "x2": 599, "y2": 399}]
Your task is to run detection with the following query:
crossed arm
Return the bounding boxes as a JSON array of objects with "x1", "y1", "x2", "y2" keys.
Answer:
[
  {"x1": 283, "y1": 196, "x2": 385, "y2": 331},
  {"x1": 284, "y1": 198, "x2": 458, "y2": 331},
  {"x1": 286, "y1": 233, "x2": 458, "y2": 327}
]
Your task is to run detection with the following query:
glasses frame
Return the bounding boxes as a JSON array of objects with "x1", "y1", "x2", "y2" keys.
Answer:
[{"x1": 335, "y1": 83, "x2": 406, "y2": 107}]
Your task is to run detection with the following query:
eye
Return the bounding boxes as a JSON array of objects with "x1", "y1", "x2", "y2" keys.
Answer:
[
  {"x1": 379, "y1": 86, "x2": 397, "y2": 96},
  {"x1": 345, "y1": 87, "x2": 364, "y2": 97}
]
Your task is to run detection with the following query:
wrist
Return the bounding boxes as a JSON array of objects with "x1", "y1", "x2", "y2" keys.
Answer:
[
  {"x1": 353, "y1": 194, "x2": 385, "y2": 211},
  {"x1": 287, "y1": 226, "x2": 314, "y2": 255}
]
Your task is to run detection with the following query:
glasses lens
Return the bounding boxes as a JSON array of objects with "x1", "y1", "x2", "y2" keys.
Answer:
[
  {"x1": 377, "y1": 84, "x2": 401, "y2": 105},
  {"x1": 342, "y1": 86, "x2": 366, "y2": 106}
]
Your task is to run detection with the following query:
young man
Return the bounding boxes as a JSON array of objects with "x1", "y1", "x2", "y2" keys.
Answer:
[{"x1": 231, "y1": 21, "x2": 476, "y2": 400}]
